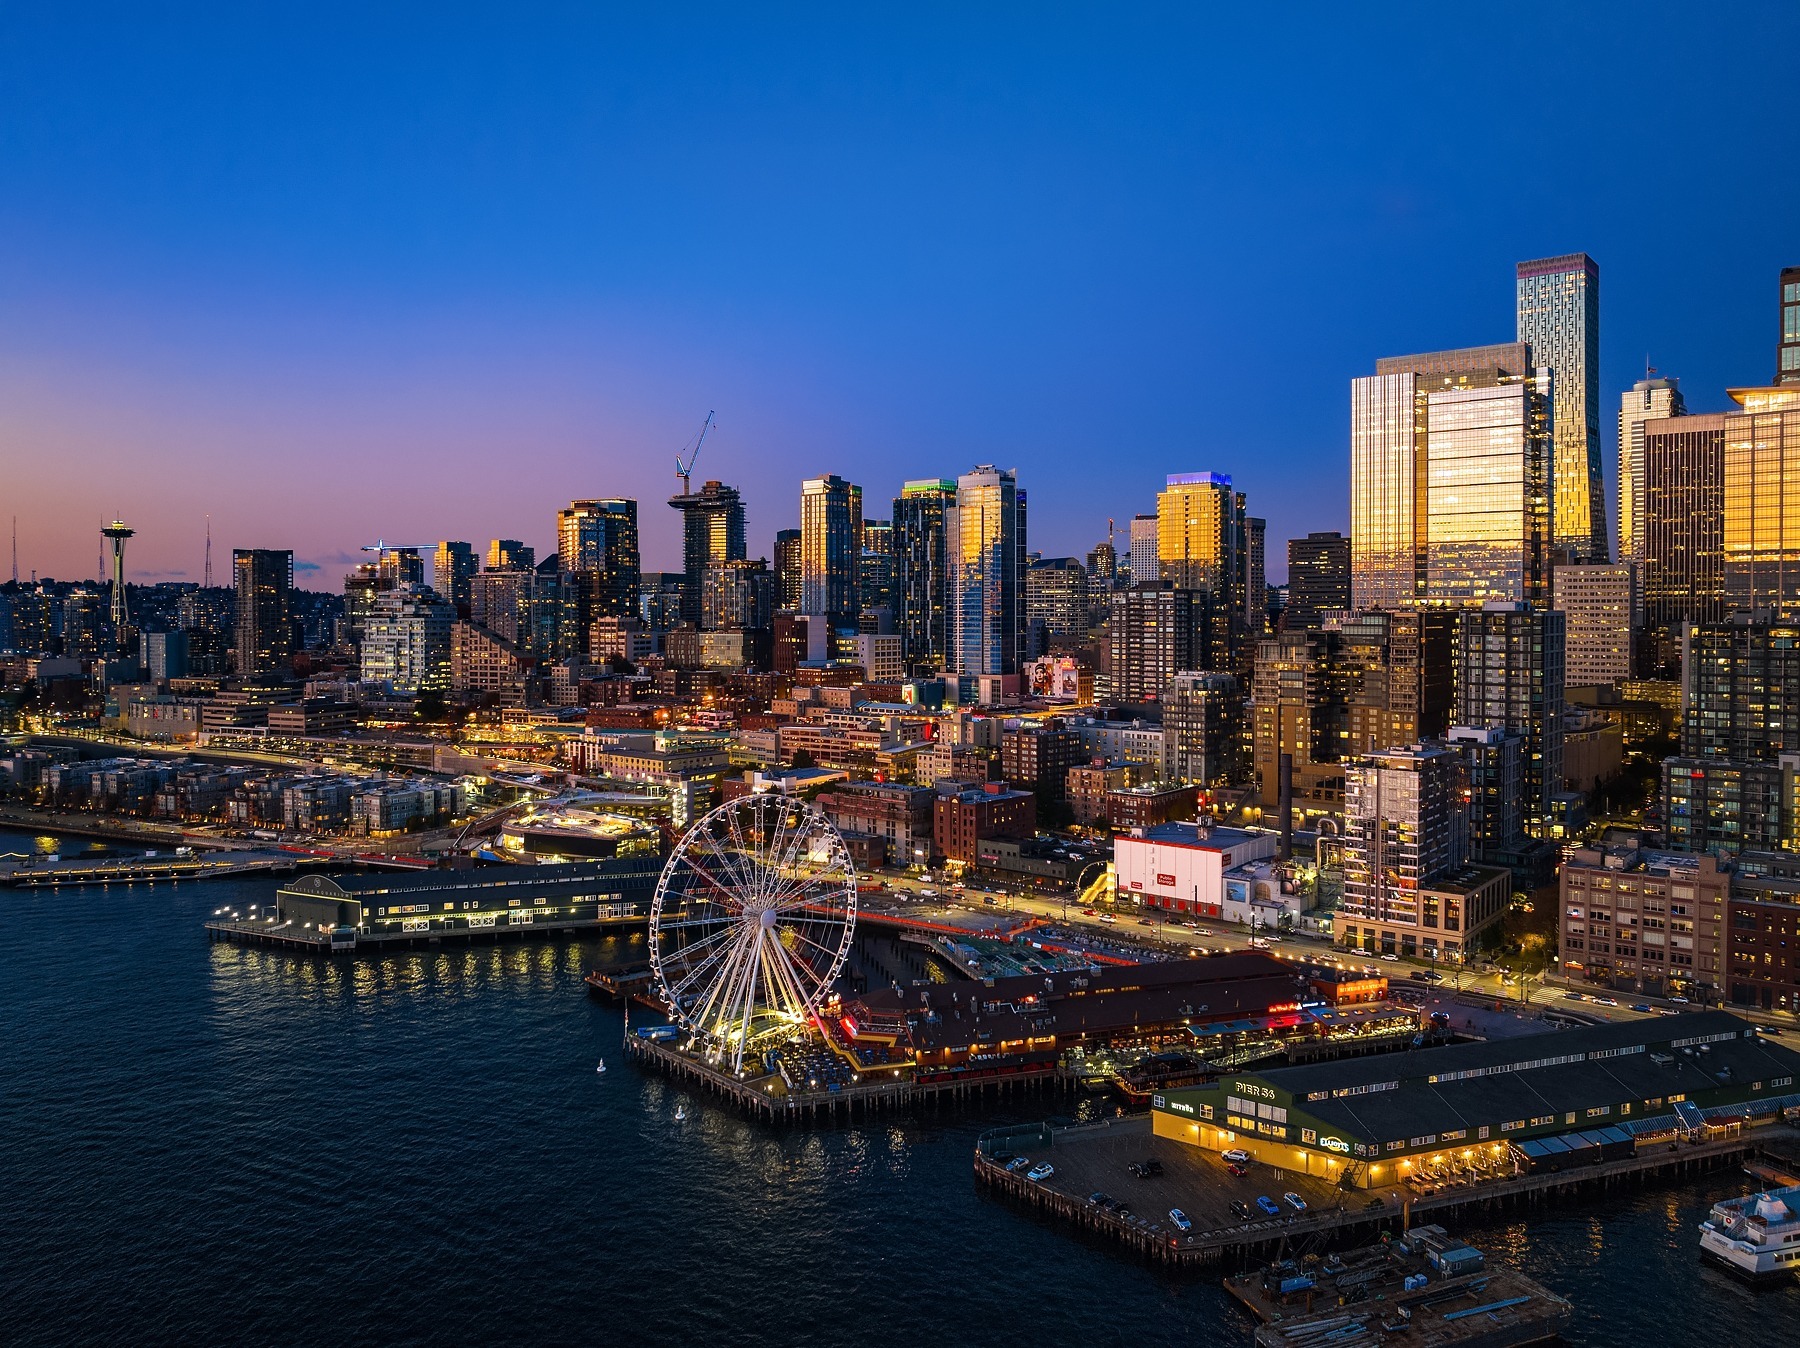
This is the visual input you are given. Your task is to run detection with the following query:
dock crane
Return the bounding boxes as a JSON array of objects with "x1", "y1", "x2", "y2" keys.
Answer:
[{"x1": 674, "y1": 410, "x2": 716, "y2": 496}]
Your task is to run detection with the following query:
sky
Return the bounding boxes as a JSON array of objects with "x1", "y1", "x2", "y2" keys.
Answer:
[{"x1": 1, "y1": 3, "x2": 1795, "y2": 588}]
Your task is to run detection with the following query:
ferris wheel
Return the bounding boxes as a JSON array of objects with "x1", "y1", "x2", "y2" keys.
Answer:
[{"x1": 648, "y1": 794, "x2": 858, "y2": 1073}]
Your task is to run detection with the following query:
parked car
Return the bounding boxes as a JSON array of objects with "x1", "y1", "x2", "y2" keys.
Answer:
[
  {"x1": 1380, "y1": 953, "x2": 1399, "y2": 962},
  {"x1": 1005, "y1": 1156, "x2": 1030, "y2": 1172},
  {"x1": 1226, "y1": 1162, "x2": 1249, "y2": 1177},
  {"x1": 1082, "y1": 908, "x2": 1098, "y2": 917},
  {"x1": 1256, "y1": 1195, "x2": 1282, "y2": 1216},
  {"x1": 1562, "y1": 991, "x2": 1585, "y2": 1001},
  {"x1": 1632, "y1": 1003, "x2": 1652, "y2": 1013},
  {"x1": 1168, "y1": 1208, "x2": 1193, "y2": 1232},
  {"x1": 1284, "y1": 1192, "x2": 1307, "y2": 1211},
  {"x1": 1098, "y1": 913, "x2": 1117, "y2": 924},
  {"x1": 1027, "y1": 1162, "x2": 1055, "y2": 1182},
  {"x1": 990, "y1": 1150, "x2": 1015, "y2": 1164},
  {"x1": 1087, "y1": 1191, "x2": 1108, "y2": 1205},
  {"x1": 1231, "y1": 1199, "x2": 1253, "y2": 1220},
  {"x1": 1221, "y1": 1148, "x2": 1250, "y2": 1163},
  {"x1": 1138, "y1": 919, "x2": 1155, "y2": 927}
]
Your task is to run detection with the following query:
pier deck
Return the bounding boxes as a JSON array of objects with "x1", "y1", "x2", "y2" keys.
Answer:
[
  {"x1": 974, "y1": 1114, "x2": 1800, "y2": 1266},
  {"x1": 4, "y1": 850, "x2": 319, "y2": 887},
  {"x1": 205, "y1": 910, "x2": 648, "y2": 953}
]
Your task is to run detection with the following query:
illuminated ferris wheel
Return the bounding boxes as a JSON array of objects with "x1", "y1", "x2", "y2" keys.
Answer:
[{"x1": 647, "y1": 794, "x2": 858, "y2": 1073}]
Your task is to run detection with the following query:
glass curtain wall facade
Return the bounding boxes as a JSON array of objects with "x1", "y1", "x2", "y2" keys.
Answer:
[
  {"x1": 1643, "y1": 415, "x2": 1729, "y2": 671},
  {"x1": 232, "y1": 548, "x2": 294, "y2": 675},
  {"x1": 667, "y1": 481, "x2": 746, "y2": 623},
  {"x1": 947, "y1": 465, "x2": 1022, "y2": 676},
  {"x1": 1618, "y1": 378, "x2": 1685, "y2": 622},
  {"x1": 556, "y1": 499, "x2": 640, "y2": 621},
  {"x1": 800, "y1": 474, "x2": 860, "y2": 621},
  {"x1": 893, "y1": 479, "x2": 955, "y2": 671},
  {"x1": 1517, "y1": 253, "x2": 1605, "y2": 561},
  {"x1": 1722, "y1": 388, "x2": 1800, "y2": 618},
  {"x1": 1424, "y1": 375, "x2": 1552, "y2": 604},
  {"x1": 1349, "y1": 372, "x2": 1421, "y2": 609}
]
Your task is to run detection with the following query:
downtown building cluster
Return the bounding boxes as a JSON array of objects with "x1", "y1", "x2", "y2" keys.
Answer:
[{"x1": 3, "y1": 263, "x2": 1800, "y2": 1016}]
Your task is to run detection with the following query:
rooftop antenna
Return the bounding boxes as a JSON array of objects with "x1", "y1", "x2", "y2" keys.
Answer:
[
  {"x1": 674, "y1": 410, "x2": 716, "y2": 496},
  {"x1": 204, "y1": 515, "x2": 212, "y2": 589}
]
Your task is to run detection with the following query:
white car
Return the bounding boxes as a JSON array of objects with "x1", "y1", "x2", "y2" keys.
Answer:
[
  {"x1": 1380, "y1": 953, "x2": 1399, "y2": 962},
  {"x1": 1221, "y1": 1149, "x2": 1250, "y2": 1164},
  {"x1": 1027, "y1": 1162, "x2": 1055, "y2": 1182}
]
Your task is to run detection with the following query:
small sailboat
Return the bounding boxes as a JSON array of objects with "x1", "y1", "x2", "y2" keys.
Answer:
[
  {"x1": 674, "y1": 1104, "x2": 688, "y2": 1122},
  {"x1": 595, "y1": 1057, "x2": 607, "y2": 1074}
]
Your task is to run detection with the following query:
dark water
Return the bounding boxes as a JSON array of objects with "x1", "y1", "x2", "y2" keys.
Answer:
[{"x1": 2, "y1": 828, "x2": 1794, "y2": 1346}]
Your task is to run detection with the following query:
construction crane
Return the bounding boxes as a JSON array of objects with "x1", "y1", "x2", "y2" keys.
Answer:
[
  {"x1": 674, "y1": 410, "x2": 716, "y2": 496},
  {"x1": 361, "y1": 539, "x2": 425, "y2": 556}
]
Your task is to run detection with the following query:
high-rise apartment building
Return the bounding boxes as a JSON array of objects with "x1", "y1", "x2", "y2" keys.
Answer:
[
  {"x1": 1517, "y1": 253, "x2": 1604, "y2": 561},
  {"x1": 1086, "y1": 539, "x2": 1117, "y2": 590},
  {"x1": 700, "y1": 558, "x2": 774, "y2": 633},
  {"x1": 232, "y1": 549, "x2": 293, "y2": 676},
  {"x1": 1285, "y1": 531, "x2": 1350, "y2": 630},
  {"x1": 800, "y1": 474, "x2": 860, "y2": 621},
  {"x1": 1455, "y1": 602, "x2": 1565, "y2": 836},
  {"x1": 1617, "y1": 377, "x2": 1685, "y2": 594},
  {"x1": 667, "y1": 480, "x2": 746, "y2": 623},
  {"x1": 1351, "y1": 343, "x2": 1551, "y2": 608},
  {"x1": 947, "y1": 465, "x2": 1024, "y2": 676},
  {"x1": 1339, "y1": 743, "x2": 1507, "y2": 961},
  {"x1": 433, "y1": 541, "x2": 477, "y2": 610},
  {"x1": 893, "y1": 479, "x2": 955, "y2": 671},
  {"x1": 360, "y1": 584, "x2": 455, "y2": 694},
  {"x1": 470, "y1": 569, "x2": 580, "y2": 659},
  {"x1": 859, "y1": 516, "x2": 896, "y2": 617},
  {"x1": 1109, "y1": 587, "x2": 1207, "y2": 705},
  {"x1": 1157, "y1": 471, "x2": 1248, "y2": 671},
  {"x1": 1025, "y1": 557, "x2": 1090, "y2": 640},
  {"x1": 1680, "y1": 616, "x2": 1800, "y2": 762},
  {"x1": 772, "y1": 529, "x2": 802, "y2": 611},
  {"x1": 1163, "y1": 670, "x2": 1244, "y2": 785},
  {"x1": 1245, "y1": 516, "x2": 1266, "y2": 633},
  {"x1": 1447, "y1": 724, "x2": 1526, "y2": 861},
  {"x1": 557, "y1": 498, "x2": 640, "y2": 621},
  {"x1": 1127, "y1": 514, "x2": 1158, "y2": 588},
  {"x1": 486, "y1": 539, "x2": 534, "y2": 572},
  {"x1": 1552, "y1": 562, "x2": 1633, "y2": 688}
]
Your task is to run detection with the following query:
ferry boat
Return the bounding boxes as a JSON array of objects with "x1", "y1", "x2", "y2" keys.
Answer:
[{"x1": 1698, "y1": 1183, "x2": 1800, "y2": 1283}]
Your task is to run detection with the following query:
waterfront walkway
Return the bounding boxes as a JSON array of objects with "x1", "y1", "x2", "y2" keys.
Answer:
[{"x1": 974, "y1": 1114, "x2": 1800, "y2": 1266}]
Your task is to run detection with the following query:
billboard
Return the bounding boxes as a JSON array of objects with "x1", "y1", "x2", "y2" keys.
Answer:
[{"x1": 1026, "y1": 657, "x2": 1082, "y2": 702}]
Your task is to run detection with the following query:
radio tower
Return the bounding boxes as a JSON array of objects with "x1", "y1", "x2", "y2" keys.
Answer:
[
  {"x1": 203, "y1": 515, "x2": 212, "y2": 588},
  {"x1": 102, "y1": 519, "x2": 135, "y2": 640}
]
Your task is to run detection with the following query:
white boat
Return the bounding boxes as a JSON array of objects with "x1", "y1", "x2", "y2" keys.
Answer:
[
  {"x1": 674, "y1": 1104, "x2": 688, "y2": 1121},
  {"x1": 595, "y1": 1058, "x2": 607, "y2": 1074},
  {"x1": 1698, "y1": 1183, "x2": 1800, "y2": 1283}
]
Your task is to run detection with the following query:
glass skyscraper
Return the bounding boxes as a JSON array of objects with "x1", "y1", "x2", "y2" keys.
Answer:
[
  {"x1": 1517, "y1": 253, "x2": 1604, "y2": 561},
  {"x1": 1617, "y1": 376, "x2": 1685, "y2": 617},
  {"x1": 1351, "y1": 343, "x2": 1549, "y2": 608},
  {"x1": 947, "y1": 465, "x2": 1023, "y2": 676},
  {"x1": 799, "y1": 474, "x2": 860, "y2": 621},
  {"x1": 556, "y1": 498, "x2": 640, "y2": 620},
  {"x1": 892, "y1": 479, "x2": 955, "y2": 670},
  {"x1": 667, "y1": 480, "x2": 746, "y2": 623}
]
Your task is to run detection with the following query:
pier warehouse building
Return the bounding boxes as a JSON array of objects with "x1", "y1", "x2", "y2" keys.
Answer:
[
  {"x1": 272, "y1": 857, "x2": 664, "y2": 942},
  {"x1": 1152, "y1": 1011, "x2": 1800, "y2": 1188}
]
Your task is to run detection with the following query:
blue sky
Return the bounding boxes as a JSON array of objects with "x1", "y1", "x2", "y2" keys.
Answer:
[{"x1": 2, "y1": 3, "x2": 1794, "y2": 584}]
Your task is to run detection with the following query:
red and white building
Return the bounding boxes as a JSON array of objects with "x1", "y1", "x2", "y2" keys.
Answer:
[{"x1": 1112, "y1": 823, "x2": 1278, "y2": 918}]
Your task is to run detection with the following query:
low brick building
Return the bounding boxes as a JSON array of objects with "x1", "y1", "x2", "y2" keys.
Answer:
[{"x1": 933, "y1": 781, "x2": 1036, "y2": 865}]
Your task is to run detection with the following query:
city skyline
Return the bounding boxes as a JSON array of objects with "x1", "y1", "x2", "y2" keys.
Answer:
[{"x1": 3, "y1": 8, "x2": 1796, "y2": 584}]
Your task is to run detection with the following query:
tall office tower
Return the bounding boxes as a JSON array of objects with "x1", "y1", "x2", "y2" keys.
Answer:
[
  {"x1": 701, "y1": 558, "x2": 775, "y2": 633},
  {"x1": 892, "y1": 479, "x2": 955, "y2": 671},
  {"x1": 1643, "y1": 414, "x2": 1729, "y2": 672},
  {"x1": 1455, "y1": 602, "x2": 1565, "y2": 836},
  {"x1": 100, "y1": 519, "x2": 133, "y2": 652},
  {"x1": 557, "y1": 498, "x2": 640, "y2": 620},
  {"x1": 1285, "y1": 531, "x2": 1351, "y2": 630},
  {"x1": 377, "y1": 548, "x2": 425, "y2": 587},
  {"x1": 1127, "y1": 514, "x2": 1158, "y2": 587},
  {"x1": 1025, "y1": 557, "x2": 1090, "y2": 639},
  {"x1": 637, "y1": 572, "x2": 686, "y2": 630},
  {"x1": 1679, "y1": 617, "x2": 1800, "y2": 761},
  {"x1": 859, "y1": 516, "x2": 896, "y2": 615},
  {"x1": 432, "y1": 541, "x2": 477, "y2": 610},
  {"x1": 232, "y1": 549, "x2": 294, "y2": 676},
  {"x1": 1552, "y1": 563, "x2": 1633, "y2": 688},
  {"x1": 1721, "y1": 383, "x2": 1800, "y2": 619},
  {"x1": 1617, "y1": 377, "x2": 1686, "y2": 595},
  {"x1": 140, "y1": 629, "x2": 189, "y2": 683},
  {"x1": 772, "y1": 529, "x2": 802, "y2": 611},
  {"x1": 360, "y1": 584, "x2": 455, "y2": 694},
  {"x1": 1351, "y1": 343, "x2": 1550, "y2": 607},
  {"x1": 1106, "y1": 586, "x2": 1207, "y2": 704},
  {"x1": 667, "y1": 479, "x2": 746, "y2": 622},
  {"x1": 1779, "y1": 265, "x2": 1800, "y2": 384},
  {"x1": 946, "y1": 465, "x2": 1024, "y2": 676},
  {"x1": 1245, "y1": 516, "x2": 1266, "y2": 633},
  {"x1": 1157, "y1": 471, "x2": 1248, "y2": 666},
  {"x1": 1163, "y1": 670, "x2": 1244, "y2": 785},
  {"x1": 1518, "y1": 253, "x2": 1604, "y2": 560},
  {"x1": 487, "y1": 539, "x2": 534, "y2": 572},
  {"x1": 1339, "y1": 743, "x2": 1501, "y2": 961},
  {"x1": 800, "y1": 474, "x2": 860, "y2": 621}
]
